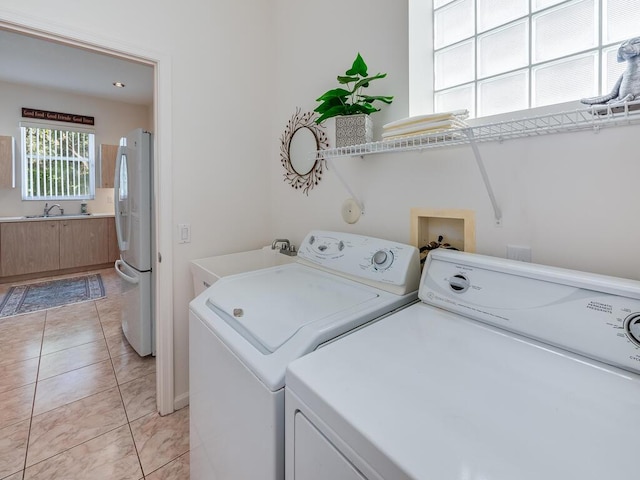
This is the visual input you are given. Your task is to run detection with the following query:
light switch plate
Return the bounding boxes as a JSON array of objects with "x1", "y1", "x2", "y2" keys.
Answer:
[{"x1": 178, "y1": 223, "x2": 191, "y2": 244}]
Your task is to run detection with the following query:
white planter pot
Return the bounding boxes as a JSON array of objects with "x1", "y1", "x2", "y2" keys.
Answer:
[{"x1": 335, "y1": 114, "x2": 373, "y2": 147}]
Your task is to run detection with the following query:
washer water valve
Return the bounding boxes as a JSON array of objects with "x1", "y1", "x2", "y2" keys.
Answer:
[{"x1": 271, "y1": 238, "x2": 297, "y2": 256}]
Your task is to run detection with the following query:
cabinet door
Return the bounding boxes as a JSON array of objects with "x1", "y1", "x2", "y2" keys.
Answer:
[
  {"x1": 0, "y1": 221, "x2": 60, "y2": 276},
  {"x1": 108, "y1": 217, "x2": 120, "y2": 263},
  {"x1": 0, "y1": 135, "x2": 15, "y2": 189},
  {"x1": 59, "y1": 218, "x2": 109, "y2": 269},
  {"x1": 100, "y1": 144, "x2": 118, "y2": 188}
]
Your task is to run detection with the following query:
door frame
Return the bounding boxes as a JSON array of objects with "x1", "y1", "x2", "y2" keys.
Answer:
[{"x1": 0, "y1": 12, "x2": 175, "y2": 415}]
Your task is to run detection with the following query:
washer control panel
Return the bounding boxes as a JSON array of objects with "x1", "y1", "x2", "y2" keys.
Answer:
[
  {"x1": 297, "y1": 231, "x2": 420, "y2": 295},
  {"x1": 372, "y1": 249, "x2": 394, "y2": 271},
  {"x1": 419, "y1": 249, "x2": 640, "y2": 375}
]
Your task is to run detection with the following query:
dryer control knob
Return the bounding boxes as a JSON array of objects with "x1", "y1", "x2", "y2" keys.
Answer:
[
  {"x1": 624, "y1": 313, "x2": 640, "y2": 347},
  {"x1": 449, "y1": 274, "x2": 470, "y2": 293}
]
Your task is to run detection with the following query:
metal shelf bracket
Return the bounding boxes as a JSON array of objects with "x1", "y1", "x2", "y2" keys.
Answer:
[
  {"x1": 465, "y1": 128, "x2": 502, "y2": 225},
  {"x1": 327, "y1": 157, "x2": 365, "y2": 215}
]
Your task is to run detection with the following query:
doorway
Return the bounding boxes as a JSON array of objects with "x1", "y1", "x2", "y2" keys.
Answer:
[{"x1": 0, "y1": 18, "x2": 174, "y2": 415}]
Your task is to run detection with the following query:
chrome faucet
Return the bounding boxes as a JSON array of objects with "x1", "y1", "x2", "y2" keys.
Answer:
[
  {"x1": 43, "y1": 203, "x2": 64, "y2": 216},
  {"x1": 271, "y1": 238, "x2": 297, "y2": 256}
]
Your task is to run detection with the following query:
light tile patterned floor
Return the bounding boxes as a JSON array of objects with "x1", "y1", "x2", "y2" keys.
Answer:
[{"x1": 0, "y1": 268, "x2": 189, "y2": 480}]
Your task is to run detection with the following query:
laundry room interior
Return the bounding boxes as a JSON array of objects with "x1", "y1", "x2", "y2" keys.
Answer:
[{"x1": 1, "y1": 0, "x2": 640, "y2": 478}]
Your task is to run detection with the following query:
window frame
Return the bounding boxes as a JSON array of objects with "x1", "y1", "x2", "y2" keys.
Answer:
[
  {"x1": 20, "y1": 121, "x2": 96, "y2": 201},
  {"x1": 410, "y1": 0, "x2": 631, "y2": 119}
]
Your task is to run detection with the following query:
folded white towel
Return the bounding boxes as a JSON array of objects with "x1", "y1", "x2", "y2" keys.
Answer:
[
  {"x1": 382, "y1": 128, "x2": 466, "y2": 141},
  {"x1": 381, "y1": 119, "x2": 467, "y2": 138},
  {"x1": 382, "y1": 110, "x2": 469, "y2": 131}
]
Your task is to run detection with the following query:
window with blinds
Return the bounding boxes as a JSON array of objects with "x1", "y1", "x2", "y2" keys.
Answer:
[
  {"x1": 433, "y1": 0, "x2": 640, "y2": 118},
  {"x1": 21, "y1": 125, "x2": 95, "y2": 200}
]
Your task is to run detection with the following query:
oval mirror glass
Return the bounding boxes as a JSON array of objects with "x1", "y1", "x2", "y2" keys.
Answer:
[{"x1": 289, "y1": 127, "x2": 317, "y2": 175}]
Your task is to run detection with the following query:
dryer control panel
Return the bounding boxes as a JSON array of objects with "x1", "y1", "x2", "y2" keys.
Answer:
[
  {"x1": 420, "y1": 249, "x2": 640, "y2": 375},
  {"x1": 296, "y1": 231, "x2": 420, "y2": 296}
]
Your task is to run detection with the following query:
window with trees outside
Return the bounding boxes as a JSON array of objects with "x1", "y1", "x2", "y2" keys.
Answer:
[
  {"x1": 21, "y1": 124, "x2": 95, "y2": 200},
  {"x1": 433, "y1": 0, "x2": 640, "y2": 118}
]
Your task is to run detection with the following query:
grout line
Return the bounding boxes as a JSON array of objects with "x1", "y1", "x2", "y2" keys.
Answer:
[
  {"x1": 20, "y1": 307, "x2": 47, "y2": 479},
  {"x1": 96, "y1": 291, "x2": 147, "y2": 478},
  {"x1": 22, "y1": 424, "x2": 126, "y2": 473},
  {"x1": 127, "y1": 420, "x2": 146, "y2": 479},
  {"x1": 144, "y1": 450, "x2": 190, "y2": 478}
]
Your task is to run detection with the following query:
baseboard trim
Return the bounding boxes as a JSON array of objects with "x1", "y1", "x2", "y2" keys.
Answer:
[{"x1": 174, "y1": 391, "x2": 189, "y2": 410}]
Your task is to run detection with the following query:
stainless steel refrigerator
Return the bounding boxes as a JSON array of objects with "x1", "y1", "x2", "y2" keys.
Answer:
[{"x1": 114, "y1": 128, "x2": 154, "y2": 356}]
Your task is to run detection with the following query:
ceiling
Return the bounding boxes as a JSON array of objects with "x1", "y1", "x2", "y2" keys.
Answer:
[{"x1": 0, "y1": 29, "x2": 154, "y2": 106}]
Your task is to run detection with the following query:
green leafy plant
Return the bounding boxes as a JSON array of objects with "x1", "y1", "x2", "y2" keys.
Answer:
[{"x1": 314, "y1": 53, "x2": 393, "y2": 124}]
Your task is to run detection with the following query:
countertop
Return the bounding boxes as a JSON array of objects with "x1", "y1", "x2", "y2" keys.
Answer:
[{"x1": 0, "y1": 213, "x2": 115, "y2": 223}]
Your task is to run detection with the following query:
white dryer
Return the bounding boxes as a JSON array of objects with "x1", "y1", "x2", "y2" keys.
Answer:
[
  {"x1": 189, "y1": 231, "x2": 420, "y2": 480},
  {"x1": 285, "y1": 249, "x2": 640, "y2": 480}
]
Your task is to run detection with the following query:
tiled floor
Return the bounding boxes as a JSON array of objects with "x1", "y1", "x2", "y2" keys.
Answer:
[{"x1": 0, "y1": 268, "x2": 189, "y2": 480}]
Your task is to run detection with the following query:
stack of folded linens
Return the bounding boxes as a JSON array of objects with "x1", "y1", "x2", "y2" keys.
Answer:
[{"x1": 382, "y1": 110, "x2": 468, "y2": 140}]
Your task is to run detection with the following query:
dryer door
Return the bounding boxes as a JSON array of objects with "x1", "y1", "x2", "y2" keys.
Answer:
[{"x1": 294, "y1": 412, "x2": 366, "y2": 480}]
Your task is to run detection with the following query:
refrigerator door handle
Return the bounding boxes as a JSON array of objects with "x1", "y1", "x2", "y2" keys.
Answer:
[
  {"x1": 115, "y1": 259, "x2": 140, "y2": 285},
  {"x1": 114, "y1": 144, "x2": 131, "y2": 253}
]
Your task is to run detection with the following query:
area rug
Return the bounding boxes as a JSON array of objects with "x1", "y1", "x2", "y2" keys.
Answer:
[{"x1": 0, "y1": 274, "x2": 105, "y2": 317}]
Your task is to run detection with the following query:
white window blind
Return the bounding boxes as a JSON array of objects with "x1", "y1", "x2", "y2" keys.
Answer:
[
  {"x1": 20, "y1": 124, "x2": 95, "y2": 200},
  {"x1": 432, "y1": 0, "x2": 639, "y2": 118}
]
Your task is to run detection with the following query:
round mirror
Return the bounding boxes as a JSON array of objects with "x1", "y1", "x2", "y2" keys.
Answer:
[
  {"x1": 280, "y1": 109, "x2": 328, "y2": 195},
  {"x1": 289, "y1": 127, "x2": 317, "y2": 175}
]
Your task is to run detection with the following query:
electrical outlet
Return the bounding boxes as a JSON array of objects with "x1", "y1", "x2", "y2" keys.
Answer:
[
  {"x1": 507, "y1": 245, "x2": 531, "y2": 262},
  {"x1": 178, "y1": 224, "x2": 191, "y2": 244},
  {"x1": 106, "y1": 195, "x2": 113, "y2": 204}
]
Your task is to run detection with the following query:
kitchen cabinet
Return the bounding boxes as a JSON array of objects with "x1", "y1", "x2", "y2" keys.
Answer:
[
  {"x1": 100, "y1": 144, "x2": 118, "y2": 188},
  {"x1": 0, "y1": 135, "x2": 15, "y2": 189},
  {"x1": 59, "y1": 218, "x2": 108, "y2": 269},
  {"x1": 0, "y1": 216, "x2": 116, "y2": 279},
  {"x1": 0, "y1": 221, "x2": 60, "y2": 276}
]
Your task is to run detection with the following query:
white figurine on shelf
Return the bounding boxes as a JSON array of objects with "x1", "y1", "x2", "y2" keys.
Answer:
[{"x1": 581, "y1": 36, "x2": 640, "y2": 105}]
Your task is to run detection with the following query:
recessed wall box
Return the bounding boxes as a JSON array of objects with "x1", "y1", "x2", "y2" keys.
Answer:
[{"x1": 410, "y1": 208, "x2": 476, "y2": 253}]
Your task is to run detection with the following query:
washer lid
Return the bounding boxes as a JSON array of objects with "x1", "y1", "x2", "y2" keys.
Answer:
[{"x1": 206, "y1": 265, "x2": 379, "y2": 353}]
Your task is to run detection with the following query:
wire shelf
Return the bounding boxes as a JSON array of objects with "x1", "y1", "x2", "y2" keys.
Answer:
[{"x1": 317, "y1": 101, "x2": 640, "y2": 159}]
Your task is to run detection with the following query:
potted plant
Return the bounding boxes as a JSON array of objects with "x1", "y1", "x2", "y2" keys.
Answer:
[{"x1": 314, "y1": 53, "x2": 393, "y2": 147}]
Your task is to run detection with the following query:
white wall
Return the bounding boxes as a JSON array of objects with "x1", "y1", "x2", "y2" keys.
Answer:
[
  {"x1": 0, "y1": 0, "x2": 275, "y2": 405},
  {"x1": 0, "y1": 80, "x2": 150, "y2": 217},
  {"x1": 271, "y1": 0, "x2": 640, "y2": 281}
]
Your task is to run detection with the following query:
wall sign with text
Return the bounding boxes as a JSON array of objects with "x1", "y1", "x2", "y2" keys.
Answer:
[{"x1": 22, "y1": 107, "x2": 95, "y2": 126}]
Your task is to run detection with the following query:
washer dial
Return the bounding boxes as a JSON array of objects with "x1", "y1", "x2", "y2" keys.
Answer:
[
  {"x1": 449, "y1": 274, "x2": 470, "y2": 293},
  {"x1": 372, "y1": 249, "x2": 394, "y2": 271},
  {"x1": 624, "y1": 313, "x2": 640, "y2": 347}
]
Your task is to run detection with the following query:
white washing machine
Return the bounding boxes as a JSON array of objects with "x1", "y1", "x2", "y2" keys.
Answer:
[
  {"x1": 189, "y1": 230, "x2": 420, "y2": 480},
  {"x1": 285, "y1": 249, "x2": 640, "y2": 480}
]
